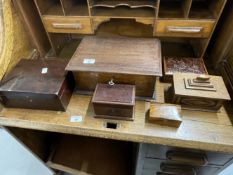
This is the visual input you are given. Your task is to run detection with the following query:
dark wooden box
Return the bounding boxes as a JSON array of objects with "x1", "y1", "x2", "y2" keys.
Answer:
[
  {"x1": 172, "y1": 73, "x2": 231, "y2": 112},
  {"x1": 0, "y1": 59, "x2": 75, "y2": 111},
  {"x1": 163, "y1": 57, "x2": 208, "y2": 83},
  {"x1": 66, "y1": 36, "x2": 162, "y2": 98},
  {"x1": 92, "y1": 83, "x2": 135, "y2": 121}
]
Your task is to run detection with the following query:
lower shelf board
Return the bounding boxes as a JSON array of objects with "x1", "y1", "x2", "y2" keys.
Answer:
[{"x1": 47, "y1": 135, "x2": 133, "y2": 175}]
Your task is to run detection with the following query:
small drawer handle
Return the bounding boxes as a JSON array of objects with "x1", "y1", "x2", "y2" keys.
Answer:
[
  {"x1": 52, "y1": 23, "x2": 82, "y2": 29},
  {"x1": 160, "y1": 163, "x2": 196, "y2": 175},
  {"x1": 166, "y1": 151, "x2": 208, "y2": 166},
  {"x1": 167, "y1": 26, "x2": 203, "y2": 33}
]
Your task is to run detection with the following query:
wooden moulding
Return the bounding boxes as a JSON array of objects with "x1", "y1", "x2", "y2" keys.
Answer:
[
  {"x1": 90, "y1": 0, "x2": 157, "y2": 9},
  {"x1": 66, "y1": 36, "x2": 162, "y2": 98},
  {"x1": 47, "y1": 135, "x2": 133, "y2": 175}
]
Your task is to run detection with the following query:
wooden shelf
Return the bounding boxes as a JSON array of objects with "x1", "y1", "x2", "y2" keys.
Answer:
[
  {"x1": 92, "y1": 6, "x2": 156, "y2": 18},
  {"x1": 47, "y1": 135, "x2": 133, "y2": 175},
  {"x1": 91, "y1": 0, "x2": 157, "y2": 9},
  {"x1": 189, "y1": 0, "x2": 214, "y2": 19},
  {"x1": 61, "y1": 0, "x2": 89, "y2": 16},
  {"x1": 189, "y1": 0, "x2": 225, "y2": 19},
  {"x1": 159, "y1": 0, "x2": 186, "y2": 18},
  {"x1": 36, "y1": 0, "x2": 64, "y2": 16},
  {"x1": 161, "y1": 38, "x2": 195, "y2": 57}
]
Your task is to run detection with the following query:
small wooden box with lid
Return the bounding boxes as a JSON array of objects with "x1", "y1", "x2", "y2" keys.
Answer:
[
  {"x1": 92, "y1": 83, "x2": 135, "y2": 121},
  {"x1": 172, "y1": 73, "x2": 231, "y2": 112}
]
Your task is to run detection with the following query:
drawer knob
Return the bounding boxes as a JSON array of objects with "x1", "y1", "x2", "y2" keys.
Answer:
[
  {"x1": 167, "y1": 26, "x2": 203, "y2": 33},
  {"x1": 52, "y1": 23, "x2": 82, "y2": 29},
  {"x1": 166, "y1": 151, "x2": 208, "y2": 166}
]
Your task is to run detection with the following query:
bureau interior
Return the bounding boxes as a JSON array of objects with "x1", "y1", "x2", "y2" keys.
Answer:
[
  {"x1": 159, "y1": 0, "x2": 225, "y2": 19},
  {"x1": 32, "y1": 0, "x2": 226, "y2": 58},
  {"x1": 35, "y1": 0, "x2": 89, "y2": 16}
]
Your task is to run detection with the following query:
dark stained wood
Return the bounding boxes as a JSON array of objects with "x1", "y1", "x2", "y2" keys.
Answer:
[
  {"x1": 0, "y1": 59, "x2": 75, "y2": 111},
  {"x1": 47, "y1": 135, "x2": 133, "y2": 175},
  {"x1": 92, "y1": 83, "x2": 135, "y2": 120},
  {"x1": 163, "y1": 57, "x2": 208, "y2": 83}
]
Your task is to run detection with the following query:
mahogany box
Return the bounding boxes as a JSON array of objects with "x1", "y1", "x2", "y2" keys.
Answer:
[
  {"x1": 66, "y1": 36, "x2": 162, "y2": 98},
  {"x1": 163, "y1": 57, "x2": 208, "y2": 83},
  {"x1": 92, "y1": 83, "x2": 135, "y2": 121},
  {"x1": 172, "y1": 73, "x2": 231, "y2": 112},
  {"x1": 0, "y1": 59, "x2": 75, "y2": 111}
]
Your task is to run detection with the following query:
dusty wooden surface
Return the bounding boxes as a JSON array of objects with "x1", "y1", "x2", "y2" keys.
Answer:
[{"x1": 0, "y1": 80, "x2": 233, "y2": 153}]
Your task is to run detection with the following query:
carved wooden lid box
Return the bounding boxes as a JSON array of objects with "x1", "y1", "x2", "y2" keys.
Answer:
[
  {"x1": 163, "y1": 57, "x2": 208, "y2": 83},
  {"x1": 172, "y1": 73, "x2": 231, "y2": 112}
]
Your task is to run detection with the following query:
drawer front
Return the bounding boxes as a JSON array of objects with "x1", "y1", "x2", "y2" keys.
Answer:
[
  {"x1": 155, "y1": 20, "x2": 215, "y2": 38},
  {"x1": 43, "y1": 16, "x2": 93, "y2": 34},
  {"x1": 143, "y1": 159, "x2": 219, "y2": 175},
  {"x1": 93, "y1": 103, "x2": 134, "y2": 119},
  {"x1": 145, "y1": 144, "x2": 233, "y2": 166}
]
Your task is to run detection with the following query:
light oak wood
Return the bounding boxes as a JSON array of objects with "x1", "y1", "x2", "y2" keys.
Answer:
[
  {"x1": 43, "y1": 16, "x2": 93, "y2": 34},
  {"x1": 155, "y1": 19, "x2": 215, "y2": 38},
  {"x1": 0, "y1": 80, "x2": 233, "y2": 153},
  {"x1": 149, "y1": 103, "x2": 182, "y2": 128}
]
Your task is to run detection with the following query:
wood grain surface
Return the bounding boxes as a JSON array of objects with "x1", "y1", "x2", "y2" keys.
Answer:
[
  {"x1": 0, "y1": 80, "x2": 233, "y2": 153},
  {"x1": 66, "y1": 36, "x2": 162, "y2": 76}
]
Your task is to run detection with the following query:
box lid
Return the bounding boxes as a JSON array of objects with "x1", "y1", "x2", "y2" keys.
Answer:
[
  {"x1": 149, "y1": 103, "x2": 182, "y2": 127},
  {"x1": 92, "y1": 84, "x2": 135, "y2": 105},
  {"x1": 0, "y1": 59, "x2": 68, "y2": 94},
  {"x1": 66, "y1": 36, "x2": 162, "y2": 76},
  {"x1": 173, "y1": 73, "x2": 231, "y2": 100},
  {"x1": 164, "y1": 57, "x2": 208, "y2": 75}
]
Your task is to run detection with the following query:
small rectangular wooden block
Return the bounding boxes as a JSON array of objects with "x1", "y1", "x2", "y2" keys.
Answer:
[
  {"x1": 0, "y1": 59, "x2": 75, "y2": 111},
  {"x1": 66, "y1": 36, "x2": 162, "y2": 98},
  {"x1": 92, "y1": 83, "x2": 135, "y2": 121},
  {"x1": 149, "y1": 103, "x2": 182, "y2": 128}
]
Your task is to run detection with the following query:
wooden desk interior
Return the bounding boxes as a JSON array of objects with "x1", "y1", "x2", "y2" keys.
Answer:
[{"x1": 0, "y1": 80, "x2": 233, "y2": 153}]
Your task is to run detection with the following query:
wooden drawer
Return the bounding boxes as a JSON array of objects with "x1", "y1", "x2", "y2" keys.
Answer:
[
  {"x1": 42, "y1": 16, "x2": 93, "y2": 34},
  {"x1": 143, "y1": 159, "x2": 219, "y2": 175},
  {"x1": 146, "y1": 144, "x2": 233, "y2": 166},
  {"x1": 155, "y1": 20, "x2": 215, "y2": 38}
]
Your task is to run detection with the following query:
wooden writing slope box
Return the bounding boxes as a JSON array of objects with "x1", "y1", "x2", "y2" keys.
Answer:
[
  {"x1": 92, "y1": 84, "x2": 135, "y2": 121},
  {"x1": 0, "y1": 59, "x2": 75, "y2": 111},
  {"x1": 172, "y1": 73, "x2": 231, "y2": 112},
  {"x1": 66, "y1": 36, "x2": 162, "y2": 98}
]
